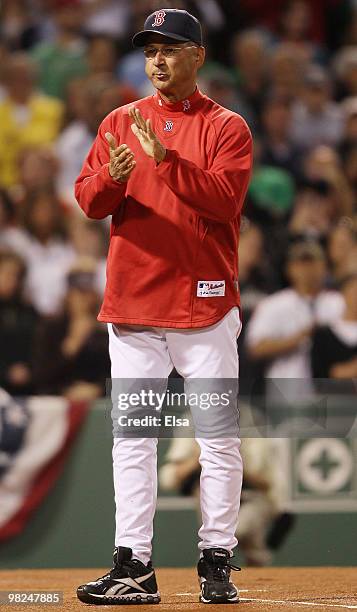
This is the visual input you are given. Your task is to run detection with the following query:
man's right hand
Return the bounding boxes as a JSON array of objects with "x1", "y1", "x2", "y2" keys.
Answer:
[{"x1": 105, "y1": 132, "x2": 136, "y2": 183}]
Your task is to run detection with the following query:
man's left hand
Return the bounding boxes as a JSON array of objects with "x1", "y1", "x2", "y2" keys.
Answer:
[{"x1": 129, "y1": 107, "x2": 166, "y2": 164}]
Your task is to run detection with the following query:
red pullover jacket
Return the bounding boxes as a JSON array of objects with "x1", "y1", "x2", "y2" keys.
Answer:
[{"x1": 75, "y1": 88, "x2": 253, "y2": 328}]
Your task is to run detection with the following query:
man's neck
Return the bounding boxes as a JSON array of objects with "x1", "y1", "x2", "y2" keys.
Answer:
[
  {"x1": 9, "y1": 94, "x2": 31, "y2": 106},
  {"x1": 296, "y1": 286, "x2": 320, "y2": 298},
  {"x1": 158, "y1": 84, "x2": 197, "y2": 104},
  {"x1": 57, "y1": 31, "x2": 80, "y2": 48}
]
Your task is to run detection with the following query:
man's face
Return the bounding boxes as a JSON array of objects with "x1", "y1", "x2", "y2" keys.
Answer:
[
  {"x1": 144, "y1": 36, "x2": 204, "y2": 95},
  {"x1": 55, "y1": 5, "x2": 83, "y2": 33},
  {"x1": 287, "y1": 258, "x2": 326, "y2": 291},
  {"x1": 6, "y1": 62, "x2": 35, "y2": 100},
  {"x1": 0, "y1": 259, "x2": 23, "y2": 299},
  {"x1": 263, "y1": 101, "x2": 291, "y2": 136},
  {"x1": 304, "y1": 85, "x2": 328, "y2": 113}
]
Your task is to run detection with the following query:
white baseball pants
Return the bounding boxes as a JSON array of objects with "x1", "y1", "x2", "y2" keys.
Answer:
[{"x1": 108, "y1": 307, "x2": 243, "y2": 565}]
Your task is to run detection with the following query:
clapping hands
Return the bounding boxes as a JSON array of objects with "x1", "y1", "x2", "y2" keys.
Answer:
[
  {"x1": 129, "y1": 107, "x2": 166, "y2": 164},
  {"x1": 104, "y1": 108, "x2": 166, "y2": 183},
  {"x1": 105, "y1": 133, "x2": 136, "y2": 183}
]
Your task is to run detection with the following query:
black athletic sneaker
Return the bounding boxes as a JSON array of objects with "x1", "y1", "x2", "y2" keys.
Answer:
[
  {"x1": 197, "y1": 547, "x2": 241, "y2": 604},
  {"x1": 77, "y1": 546, "x2": 160, "y2": 605}
]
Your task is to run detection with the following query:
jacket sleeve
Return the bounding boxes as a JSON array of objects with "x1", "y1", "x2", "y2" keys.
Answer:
[
  {"x1": 74, "y1": 112, "x2": 127, "y2": 219},
  {"x1": 154, "y1": 116, "x2": 253, "y2": 223}
]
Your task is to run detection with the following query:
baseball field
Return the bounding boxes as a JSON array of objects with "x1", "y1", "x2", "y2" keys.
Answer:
[{"x1": 0, "y1": 567, "x2": 356, "y2": 611}]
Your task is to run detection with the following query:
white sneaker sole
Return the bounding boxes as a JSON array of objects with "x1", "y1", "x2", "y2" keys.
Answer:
[
  {"x1": 77, "y1": 590, "x2": 161, "y2": 605},
  {"x1": 200, "y1": 593, "x2": 239, "y2": 604}
]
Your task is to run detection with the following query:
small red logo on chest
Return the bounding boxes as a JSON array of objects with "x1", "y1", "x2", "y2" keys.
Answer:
[{"x1": 152, "y1": 11, "x2": 166, "y2": 27}]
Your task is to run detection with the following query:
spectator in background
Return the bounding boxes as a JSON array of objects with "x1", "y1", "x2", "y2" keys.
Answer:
[
  {"x1": 341, "y1": 142, "x2": 357, "y2": 202},
  {"x1": 86, "y1": 34, "x2": 119, "y2": 77},
  {"x1": 0, "y1": 0, "x2": 41, "y2": 51},
  {"x1": 289, "y1": 179, "x2": 346, "y2": 243},
  {"x1": 339, "y1": 97, "x2": 357, "y2": 201},
  {"x1": 238, "y1": 221, "x2": 272, "y2": 306},
  {"x1": 8, "y1": 187, "x2": 75, "y2": 316},
  {"x1": 0, "y1": 187, "x2": 29, "y2": 257},
  {"x1": 0, "y1": 189, "x2": 16, "y2": 237},
  {"x1": 0, "y1": 251, "x2": 39, "y2": 395},
  {"x1": 290, "y1": 65, "x2": 344, "y2": 151},
  {"x1": 33, "y1": 257, "x2": 110, "y2": 399},
  {"x1": 343, "y1": 6, "x2": 357, "y2": 47},
  {"x1": 17, "y1": 146, "x2": 60, "y2": 196},
  {"x1": 159, "y1": 434, "x2": 292, "y2": 567},
  {"x1": 311, "y1": 266, "x2": 357, "y2": 392},
  {"x1": 31, "y1": 0, "x2": 88, "y2": 100},
  {"x1": 246, "y1": 242, "x2": 344, "y2": 401},
  {"x1": 230, "y1": 30, "x2": 269, "y2": 131},
  {"x1": 259, "y1": 95, "x2": 302, "y2": 180},
  {"x1": 63, "y1": 76, "x2": 92, "y2": 127},
  {"x1": 0, "y1": 42, "x2": 9, "y2": 101},
  {"x1": 333, "y1": 46, "x2": 357, "y2": 99},
  {"x1": 235, "y1": 435, "x2": 292, "y2": 567},
  {"x1": 269, "y1": 43, "x2": 306, "y2": 101},
  {"x1": 0, "y1": 53, "x2": 63, "y2": 188},
  {"x1": 56, "y1": 75, "x2": 136, "y2": 205},
  {"x1": 303, "y1": 145, "x2": 354, "y2": 217},
  {"x1": 0, "y1": 146, "x2": 63, "y2": 252},
  {"x1": 198, "y1": 68, "x2": 242, "y2": 115},
  {"x1": 273, "y1": 0, "x2": 326, "y2": 64},
  {"x1": 328, "y1": 216, "x2": 357, "y2": 285},
  {"x1": 237, "y1": 220, "x2": 270, "y2": 392},
  {"x1": 116, "y1": 45, "x2": 151, "y2": 98},
  {"x1": 247, "y1": 166, "x2": 296, "y2": 285},
  {"x1": 83, "y1": 0, "x2": 131, "y2": 39},
  {"x1": 67, "y1": 218, "x2": 108, "y2": 296},
  {"x1": 238, "y1": 0, "x2": 348, "y2": 48},
  {"x1": 340, "y1": 96, "x2": 357, "y2": 145}
]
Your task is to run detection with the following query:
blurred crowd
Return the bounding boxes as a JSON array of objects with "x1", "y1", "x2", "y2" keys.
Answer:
[{"x1": 0, "y1": 0, "x2": 357, "y2": 400}]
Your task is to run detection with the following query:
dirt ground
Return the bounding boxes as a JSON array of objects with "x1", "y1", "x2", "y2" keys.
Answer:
[{"x1": 0, "y1": 567, "x2": 356, "y2": 612}]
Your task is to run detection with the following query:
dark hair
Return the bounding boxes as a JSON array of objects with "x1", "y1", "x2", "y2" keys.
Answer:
[
  {"x1": 0, "y1": 250, "x2": 27, "y2": 286},
  {"x1": 22, "y1": 187, "x2": 67, "y2": 240},
  {"x1": 339, "y1": 141, "x2": 357, "y2": 162},
  {"x1": 278, "y1": 0, "x2": 311, "y2": 30},
  {"x1": 0, "y1": 188, "x2": 15, "y2": 223},
  {"x1": 85, "y1": 32, "x2": 120, "y2": 51},
  {"x1": 298, "y1": 178, "x2": 332, "y2": 197}
]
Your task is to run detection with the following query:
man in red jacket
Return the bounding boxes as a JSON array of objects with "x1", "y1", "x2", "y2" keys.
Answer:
[{"x1": 76, "y1": 8, "x2": 252, "y2": 606}]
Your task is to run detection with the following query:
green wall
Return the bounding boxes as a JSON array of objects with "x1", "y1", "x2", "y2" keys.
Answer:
[{"x1": 0, "y1": 404, "x2": 356, "y2": 569}]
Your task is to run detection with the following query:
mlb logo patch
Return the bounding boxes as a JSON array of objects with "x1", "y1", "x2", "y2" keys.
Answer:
[
  {"x1": 197, "y1": 281, "x2": 226, "y2": 297},
  {"x1": 164, "y1": 120, "x2": 173, "y2": 132}
]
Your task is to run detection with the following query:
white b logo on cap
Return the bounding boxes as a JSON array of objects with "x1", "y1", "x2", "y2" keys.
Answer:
[{"x1": 152, "y1": 10, "x2": 166, "y2": 27}]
